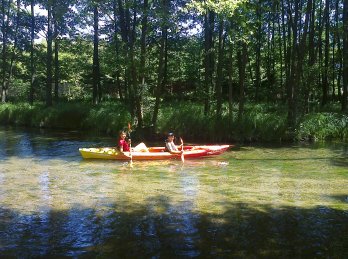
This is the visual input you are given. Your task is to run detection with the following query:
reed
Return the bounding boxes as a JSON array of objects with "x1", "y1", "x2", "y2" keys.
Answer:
[
  {"x1": 1, "y1": 101, "x2": 347, "y2": 142},
  {"x1": 296, "y1": 113, "x2": 348, "y2": 141}
]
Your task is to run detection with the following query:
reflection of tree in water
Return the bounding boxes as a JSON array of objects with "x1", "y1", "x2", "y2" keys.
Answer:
[{"x1": 0, "y1": 198, "x2": 347, "y2": 258}]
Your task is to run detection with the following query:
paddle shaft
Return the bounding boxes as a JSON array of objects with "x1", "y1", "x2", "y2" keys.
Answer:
[{"x1": 180, "y1": 137, "x2": 184, "y2": 162}]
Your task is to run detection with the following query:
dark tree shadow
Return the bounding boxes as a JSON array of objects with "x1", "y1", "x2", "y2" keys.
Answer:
[{"x1": 0, "y1": 197, "x2": 347, "y2": 258}]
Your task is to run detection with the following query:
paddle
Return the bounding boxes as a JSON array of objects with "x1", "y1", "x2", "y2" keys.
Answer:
[
  {"x1": 180, "y1": 137, "x2": 184, "y2": 163},
  {"x1": 128, "y1": 122, "x2": 133, "y2": 167}
]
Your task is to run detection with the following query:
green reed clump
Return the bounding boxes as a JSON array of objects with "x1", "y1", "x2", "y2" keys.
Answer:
[
  {"x1": 29, "y1": 102, "x2": 90, "y2": 129},
  {"x1": 156, "y1": 102, "x2": 288, "y2": 142},
  {"x1": 236, "y1": 103, "x2": 288, "y2": 142},
  {"x1": 157, "y1": 101, "x2": 215, "y2": 141},
  {"x1": 83, "y1": 101, "x2": 131, "y2": 135},
  {"x1": 0, "y1": 101, "x2": 131, "y2": 134},
  {"x1": 296, "y1": 112, "x2": 348, "y2": 141},
  {"x1": 0, "y1": 103, "x2": 37, "y2": 125}
]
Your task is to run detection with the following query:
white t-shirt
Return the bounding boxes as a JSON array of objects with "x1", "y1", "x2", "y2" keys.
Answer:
[{"x1": 165, "y1": 141, "x2": 178, "y2": 152}]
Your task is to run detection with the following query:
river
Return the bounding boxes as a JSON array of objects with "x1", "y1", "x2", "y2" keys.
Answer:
[{"x1": 0, "y1": 127, "x2": 347, "y2": 258}]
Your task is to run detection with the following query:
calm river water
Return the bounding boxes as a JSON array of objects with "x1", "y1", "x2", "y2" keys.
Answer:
[{"x1": 0, "y1": 127, "x2": 347, "y2": 258}]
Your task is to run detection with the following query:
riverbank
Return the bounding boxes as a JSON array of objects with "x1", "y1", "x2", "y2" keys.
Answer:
[{"x1": 0, "y1": 101, "x2": 347, "y2": 143}]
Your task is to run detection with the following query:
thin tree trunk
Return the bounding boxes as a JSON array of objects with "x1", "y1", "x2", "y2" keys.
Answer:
[
  {"x1": 29, "y1": 0, "x2": 35, "y2": 104},
  {"x1": 46, "y1": 1, "x2": 53, "y2": 106},
  {"x1": 255, "y1": 0, "x2": 261, "y2": 101},
  {"x1": 215, "y1": 16, "x2": 225, "y2": 119},
  {"x1": 322, "y1": 0, "x2": 330, "y2": 105},
  {"x1": 1, "y1": 0, "x2": 11, "y2": 103},
  {"x1": 342, "y1": 0, "x2": 348, "y2": 111},
  {"x1": 305, "y1": 0, "x2": 316, "y2": 113},
  {"x1": 336, "y1": 0, "x2": 342, "y2": 101},
  {"x1": 53, "y1": 0, "x2": 59, "y2": 103},
  {"x1": 112, "y1": 0, "x2": 123, "y2": 100},
  {"x1": 277, "y1": 1, "x2": 284, "y2": 99},
  {"x1": 92, "y1": 3, "x2": 100, "y2": 105},
  {"x1": 286, "y1": 0, "x2": 299, "y2": 127},
  {"x1": 5, "y1": 0, "x2": 20, "y2": 102},
  {"x1": 228, "y1": 36, "x2": 233, "y2": 122},
  {"x1": 203, "y1": 10, "x2": 214, "y2": 115},
  {"x1": 135, "y1": 0, "x2": 148, "y2": 128},
  {"x1": 237, "y1": 42, "x2": 247, "y2": 121},
  {"x1": 152, "y1": 0, "x2": 169, "y2": 128}
]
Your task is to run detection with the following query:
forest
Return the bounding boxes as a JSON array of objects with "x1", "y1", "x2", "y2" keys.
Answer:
[{"x1": 0, "y1": 0, "x2": 348, "y2": 142}]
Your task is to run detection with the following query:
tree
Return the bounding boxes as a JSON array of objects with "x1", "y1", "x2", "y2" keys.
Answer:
[
  {"x1": 152, "y1": 0, "x2": 170, "y2": 128},
  {"x1": 45, "y1": 0, "x2": 53, "y2": 106},
  {"x1": 343, "y1": 0, "x2": 348, "y2": 111},
  {"x1": 92, "y1": 2, "x2": 100, "y2": 105}
]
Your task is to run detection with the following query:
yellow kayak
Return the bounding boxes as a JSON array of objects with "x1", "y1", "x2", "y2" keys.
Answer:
[{"x1": 79, "y1": 144, "x2": 230, "y2": 160}]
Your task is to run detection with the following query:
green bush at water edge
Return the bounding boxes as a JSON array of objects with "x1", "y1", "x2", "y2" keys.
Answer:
[
  {"x1": 1, "y1": 101, "x2": 347, "y2": 142},
  {"x1": 0, "y1": 102, "x2": 130, "y2": 136}
]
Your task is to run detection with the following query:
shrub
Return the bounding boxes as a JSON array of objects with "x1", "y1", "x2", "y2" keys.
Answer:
[{"x1": 296, "y1": 113, "x2": 348, "y2": 141}]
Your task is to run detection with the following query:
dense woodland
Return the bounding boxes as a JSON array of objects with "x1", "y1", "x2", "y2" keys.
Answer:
[{"x1": 0, "y1": 0, "x2": 348, "y2": 141}]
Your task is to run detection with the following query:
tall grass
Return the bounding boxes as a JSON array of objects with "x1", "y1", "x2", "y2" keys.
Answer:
[
  {"x1": 0, "y1": 101, "x2": 130, "y2": 136},
  {"x1": 1, "y1": 101, "x2": 347, "y2": 142},
  {"x1": 156, "y1": 101, "x2": 288, "y2": 142},
  {"x1": 296, "y1": 113, "x2": 348, "y2": 141}
]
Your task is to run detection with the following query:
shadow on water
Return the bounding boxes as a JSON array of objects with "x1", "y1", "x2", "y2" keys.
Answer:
[{"x1": 0, "y1": 198, "x2": 347, "y2": 258}]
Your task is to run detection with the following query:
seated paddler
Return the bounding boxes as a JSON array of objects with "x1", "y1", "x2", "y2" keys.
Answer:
[
  {"x1": 118, "y1": 130, "x2": 131, "y2": 152},
  {"x1": 165, "y1": 132, "x2": 183, "y2": 154}
]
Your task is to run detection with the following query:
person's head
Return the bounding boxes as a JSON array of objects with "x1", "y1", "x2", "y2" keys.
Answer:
[
  {"x1": 119, "y1": 130, "x2": 127, "y2": 139},
  {"x1": 167, "y1": 132, "x2": 175, "y2": 141}
]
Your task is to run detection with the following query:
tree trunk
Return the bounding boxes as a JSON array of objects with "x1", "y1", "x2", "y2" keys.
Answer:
[
  {"x1": 286, "y1": 0, "x2": 299, "y2": 127},
  {"x1": 5, "y1": 0, "x2": 20, "y2": 103},
  {"x1": 152, "y1": 0, "x2": 169, "y2": 128},
  {"x1": 112, "y1": 0, "x2": 123, "y2": 100},
  {"x1": 29, "y1": 0, "x2": 35, "y2": 104},
  {"x1": 215, "y1": 16, "x2": 225, "y2": 119},
  {"x1": 135, "y1": 0, "x2": 149, "y2": 128},
  {"x1": 46, "y1": 1, "x2": 53, "y2": 106},
  {"x1": 53, "y1": 1, "x2": 59, "y2": 103},
  {"x1": 92, "y1": 3, "x2": 100, "y2": 105},
  {"x1": 343, "y1": 0, "x2": 348, "y2": 111},
  {"x1": 237, "y1": 42, "x2": 247, "y2": 121},
  {"x1": 322, "y1": 0, "x2": 330, "y2": 106},
  {"x1": 305, "y1": 0, "x2": 316, "y2": 113},
  {"x1": 228, "y1": 36, "x2": 234, "y2": 122},
  {"x1": 277, "y1": 1, "x2": 284, "y2": 99},
  {"x1": 255, "y1": 0, "x2": 262, "y2": 101},
  {"x1": 203, "y1": 10, "x2": 215, "y2": 115},
  {"x1": 1, "y1": 0, "x2": 10, "y2": 103}
]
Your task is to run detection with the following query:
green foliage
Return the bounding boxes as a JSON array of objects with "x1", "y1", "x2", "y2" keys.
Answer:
[
  {"x1": 296, "y1": 113, "x2": 348, "y2": 141},
  {"x1": 0, "y1": 103, "x2": 36, "y2": 126},
  {"x1": 83, "y1": 102, "x2": 131, "y2": 135},
  {"x1": 157, "y1": 101, "x2": 214, "y2": 140},
  {"x1": 235, "y1": 103, "x2": 288, "y2": 142},
  {"x1": 187, "y1": 0, "x2": 246, "y2": 16},
  {"x1": 1, "y1": 101, "x2": 347, "y2": 143},
  {"x1": 0, "y1": 101, "x2": 131, "y2": 135},
  {"x1": 156, "y1": 101, "x2": 288, "y2": 142}
]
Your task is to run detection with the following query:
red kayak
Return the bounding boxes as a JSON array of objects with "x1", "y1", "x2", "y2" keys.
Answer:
[{"x1": 79, "y1": 145, "x2": 230, "y2": 160}]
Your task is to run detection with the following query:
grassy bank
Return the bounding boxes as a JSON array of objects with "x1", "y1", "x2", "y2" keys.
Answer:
[{"x1": 0, "y1": 101, "x2": 347, "y2": 143}]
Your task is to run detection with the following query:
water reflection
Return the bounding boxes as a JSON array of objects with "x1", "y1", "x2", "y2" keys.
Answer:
[{"x1": 0, "y1": 127, "x2": 347, "y2": 257}]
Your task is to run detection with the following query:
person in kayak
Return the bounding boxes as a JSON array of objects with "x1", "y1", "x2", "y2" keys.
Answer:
[
  {"x1": 118, "y1": 130, "x2": 131, "y2": 152},
  {"x1": 165, "y1": 132, "x2": 183, "y2": 154}
]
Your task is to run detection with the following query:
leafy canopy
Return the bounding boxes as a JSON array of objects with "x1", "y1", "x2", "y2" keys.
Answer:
[{"x1": 187, "y1": 0, "x2": 247, "y2": 16}]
